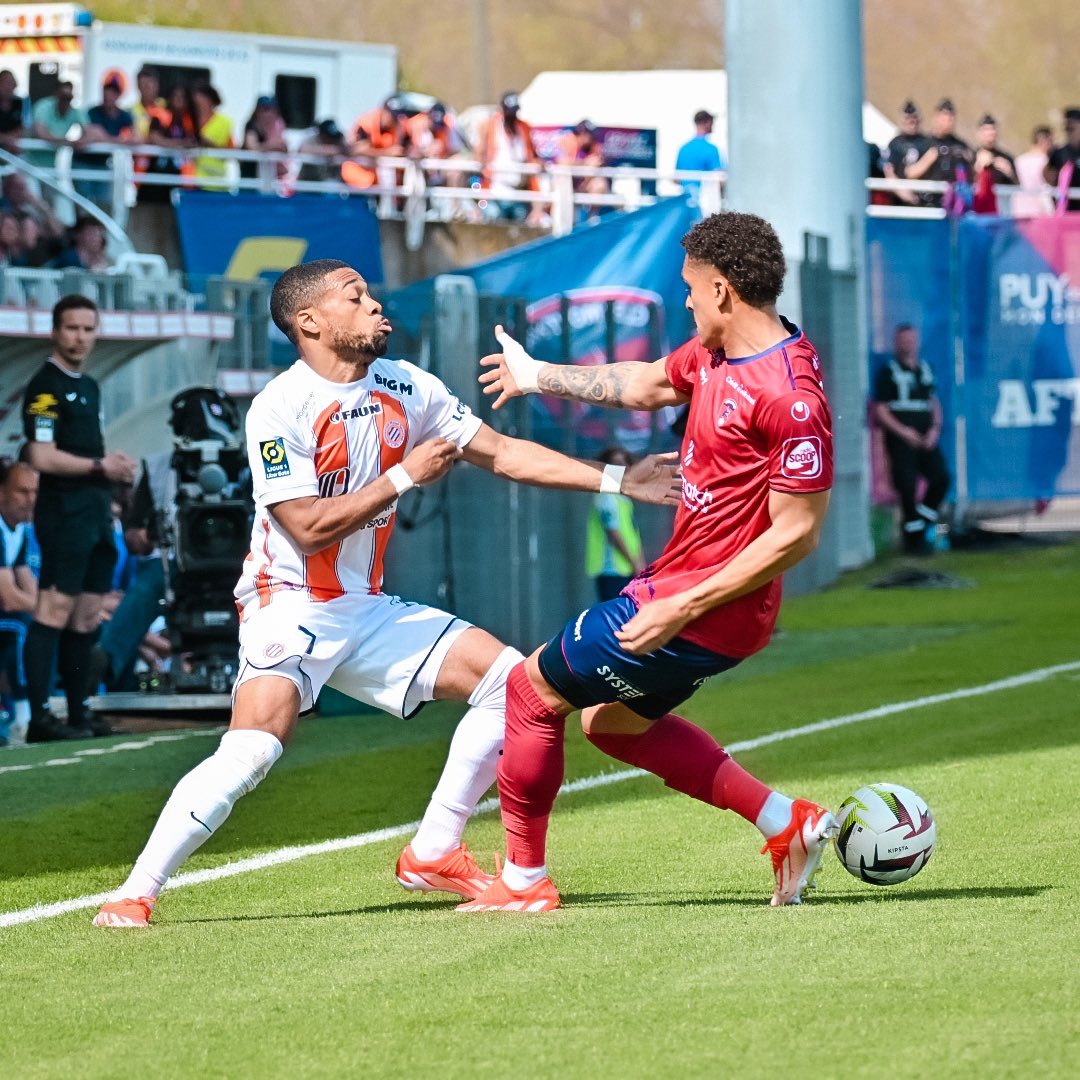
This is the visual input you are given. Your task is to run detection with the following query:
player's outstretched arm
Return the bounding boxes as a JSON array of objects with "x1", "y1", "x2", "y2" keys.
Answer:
[
  {"x1": 270, "y1": 437, "x2": 462, "y2": 554},
  {"x1": 614, "y1": 489, "x2": 831, "y2": 654},
  {"x1": 479, "y1": 325, "x2": 688, "y2": 412},
  {"x1": 461, "y1": 423, "x2": 681, "y2": 506}
]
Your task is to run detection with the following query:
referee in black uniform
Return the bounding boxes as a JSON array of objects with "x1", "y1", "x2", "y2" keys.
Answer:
[
  {"x1": 21, "y1": 295, "x2": 136, "y2": 741},
  {"x1": 872, "y1": 323, "x2": 951, "y2": 555}
]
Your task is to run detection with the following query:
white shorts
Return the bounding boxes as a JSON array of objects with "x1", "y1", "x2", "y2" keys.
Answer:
[{"x1": 234, "y1": 591, "x2": 470, "y2": 719}]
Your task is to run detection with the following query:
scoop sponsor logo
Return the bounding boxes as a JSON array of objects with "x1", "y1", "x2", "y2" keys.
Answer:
[{"x1": 780, "y1": 437, "x2": 822, "y2": 479}]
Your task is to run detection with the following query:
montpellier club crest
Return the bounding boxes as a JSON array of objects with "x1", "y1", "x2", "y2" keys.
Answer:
[{"x1": 383, "y1": 420, "x2": 406, "y2": 449}]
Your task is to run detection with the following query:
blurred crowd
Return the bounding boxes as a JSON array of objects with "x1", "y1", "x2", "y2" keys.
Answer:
[{"x1": 869, "y1": 97, "x2": 1080, "y2": 215}]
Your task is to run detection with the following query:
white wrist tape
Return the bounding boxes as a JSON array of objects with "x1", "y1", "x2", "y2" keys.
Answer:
[
  {"x1": 600, "y1": 463, "x2": 625, "y2": 494},
  {"x1": 385, "y1": 463, "x2": 414, "y2": 496},
  {"x1": 494, "y1": 326, "x2": 543, "y2": 394}
]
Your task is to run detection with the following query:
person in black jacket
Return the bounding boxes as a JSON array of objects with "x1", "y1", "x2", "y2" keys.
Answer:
[{"x1": 20, "y1": 295, "x2": 136, "y2": 741}]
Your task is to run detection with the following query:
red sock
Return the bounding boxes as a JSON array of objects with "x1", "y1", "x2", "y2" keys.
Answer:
[
  {"x1": 497, "y1": 662, "x2": 568, "y2": 868},
  {"x1": 585, "y1": 713, "x2": 772, "y2": 824}
]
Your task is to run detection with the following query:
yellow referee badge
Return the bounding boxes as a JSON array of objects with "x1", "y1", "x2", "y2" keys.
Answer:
[{"x1": 260, "y1": 437, "x2": 291, "y2": 479}]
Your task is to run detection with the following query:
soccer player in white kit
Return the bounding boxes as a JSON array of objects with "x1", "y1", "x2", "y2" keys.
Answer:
[{"x1": 94, "y1": 259, "x2": 680, "y2": 927}]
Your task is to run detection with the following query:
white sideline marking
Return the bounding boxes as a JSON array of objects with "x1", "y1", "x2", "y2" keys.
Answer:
[
  {"x1": 2, "y1": 659, "x2": 1077, "y2": 929},
  {"x1": 0, "y1": 727, "x2": 226, "y2": 775}
]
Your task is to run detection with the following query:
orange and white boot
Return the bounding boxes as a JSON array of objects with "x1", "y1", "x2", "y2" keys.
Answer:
[
  {"x1": 761, "y1": 798, "x2": 837, "y2": 906},
  {"x1": 395, "y1": 843, "x2": 495, "y2": 901},
  {"x1": 92, "y1": 895, "x2": 156, "y2": 928},
  {"x1": 455, "y1": 874, "x2": 561, "y2": 913}
]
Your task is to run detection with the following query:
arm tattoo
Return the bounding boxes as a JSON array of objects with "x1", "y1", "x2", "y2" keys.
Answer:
[{"x1": 538, "y1": 363, "x2": 635, "y2": 408}]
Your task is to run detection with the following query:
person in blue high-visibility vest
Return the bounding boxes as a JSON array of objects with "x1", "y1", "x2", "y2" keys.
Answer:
[{"x1": 586, "y1": 447, "x2": 645, "y2": 601}]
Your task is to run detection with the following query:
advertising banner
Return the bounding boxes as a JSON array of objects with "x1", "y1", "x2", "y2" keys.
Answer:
[
  {"x1": 174, "y1": 191, "x2": 384, "y2": 285},
  {"x1": 451, "y1": 195, "x2": 698, "y2": 455},
  {"x1": 958, "y1": 215, "x2": 1080, "y2": 499}
]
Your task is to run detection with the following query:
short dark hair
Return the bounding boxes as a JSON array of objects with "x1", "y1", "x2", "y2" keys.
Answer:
[
  {"x1": 52, "y1": 293, "x2": 99, "y2": 330},
  {"x1": 1033, "y1": 125, "x2": 1053, "y2": 141},
  {"x1": 191, "y1": 82, "x2": 222, "y2": 108},
  {"x1": 137, "y1": 65, "x2": 159, "y2": 81},
  {"x1": 270, "y1": 260, "x2": 351, "y2": 344},
  {"x1": 895, "y1": 322, "x2": 915, "y2": 334},
  {"x1": 681, "y1": 212, "x2": 786, "y2": 308}
]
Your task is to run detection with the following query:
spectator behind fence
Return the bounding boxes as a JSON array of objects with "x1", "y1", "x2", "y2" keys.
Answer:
[
  {"x1": 924, "y1": 98, "x2": 975, "y2": 207},
  {"x1": 28, "y1": 80, "x2": 88, "y2": 171},
  {"x1": 297, "y1": 118, "x2": 347, "y2": 183},
  {"x1": 1, "y1": 171, "x2": 67, "y2": 249},
  {"x1": 675, "y1": 109, "x2": 725, "y2": 197},
  {"x1": 0, "y1": 457, "x2": 39, "y2": 746},
  {"x1": 0, "y1": 69, "x2": 25, "y2": 151},
  {"x1": 190, "y1": 82, "x2": 235, "y2": 188},
  {"x1": 345, "y1": 95, "x2": 408, "y2": 189},
  {"x1": 479, "y1": 91, "x2": 544, "y2": 223},
  {"x1": 13, "y1": 213, "x2": 61, "y2": 268},
  {"x1": 1045, "y1": 107, "x2": 1080, "y2": 212},
  {"x1": 407, "y1": 102, "x2": 473, "y2": 218},
  {"x1": 21, "y1": 295, "x2": 137, "y2": 742},
  {"x1": 971, "y1": 113, "x2": 1016, "y2": 214},
  {"x1": 131, "y1": 65, "x2": 170, "y2": 200},
  {"x1": 1013, "y1": 126, "x2": 1055, "y2": 218},
  {"x1": 49, "y1": 216, "x2": 110, "y2": 272},
  {"x1": 73, "y1": 76, "x2": 135, "y2": 210},
  {"x1": 872, "y1": 324, "x2": 951, "y2": 556},
  {"x1": 884, "y1": 100, "x2": 935, "y2": 206},
  {"x1": 586, "y1": 446, "x2": 645, "y2": 602},
  {"x1": 241, "y1": 95, "x2": 288, "y2": 181},
  {"x1": 0, "y1": 210, "x2": 21, "y2": 265},
  {"x1": 145, "y1": 83, "x2": 198, "y2": 197}
]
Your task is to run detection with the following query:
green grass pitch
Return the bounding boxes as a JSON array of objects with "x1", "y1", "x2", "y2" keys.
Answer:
[{"x1": 2, "y1": 539, "x2": 1078, "y2": 1079}]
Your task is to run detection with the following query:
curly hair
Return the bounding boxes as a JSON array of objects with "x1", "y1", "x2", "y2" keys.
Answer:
[
  {"x1": 269, "y1": 259, "x2": 351, "y2": 344},
  {"x1": 680, "y1": 212, "x2": 786, "y2": 308}
]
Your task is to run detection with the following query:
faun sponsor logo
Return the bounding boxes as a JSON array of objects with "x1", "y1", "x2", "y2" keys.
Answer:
[
  {"x1": 330, "y1": 403, "x2": 382, "y2": 423},
  {"x1": 780, "y1": 436, "x2": 823, "y2": 479},
  {"x1": 595, "y1": 665, "x2": 645, "y2": 699},
  {"x1": 374, "y1": 373, "x2": 414, "y2": 395}
]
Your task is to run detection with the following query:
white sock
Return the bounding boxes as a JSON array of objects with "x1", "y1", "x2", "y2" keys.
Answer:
[
  {"x1": 409, "y1": 647, "x2": 521, "y2": 862},
  {"x1": 116, "y1": 729, "x2": 282, "y2": 900},
  {"x1": 502, "y1": 858, "x2": 547, "y2": 891},
  {"x1": 755, "y1": 791, "x2": 795, "y2": 839},
  {"x1": 7, "y1": 699, "x2": 29, "y2": 745}
]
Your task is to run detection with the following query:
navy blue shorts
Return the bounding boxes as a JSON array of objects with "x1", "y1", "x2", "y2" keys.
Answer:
[{"x1": 537, "y1": 595, "x2": 741, "y2": 720}]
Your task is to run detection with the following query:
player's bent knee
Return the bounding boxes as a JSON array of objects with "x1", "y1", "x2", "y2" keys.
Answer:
[
  {"x1": 468, "y1": 645, "x2": 524, "y2": 713},
  {"x1": 215, "y1": 729, "x2": 284, "y2": 795}
]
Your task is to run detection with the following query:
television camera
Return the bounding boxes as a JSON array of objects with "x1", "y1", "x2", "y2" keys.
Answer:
[{"x1": 156, "y1": 387, "x2": 252, "y2": 694}]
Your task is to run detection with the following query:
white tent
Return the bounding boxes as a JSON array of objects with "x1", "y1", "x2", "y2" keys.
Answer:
[{"x1": 518, "y1": 70, "x2": 897, "y2": 174}]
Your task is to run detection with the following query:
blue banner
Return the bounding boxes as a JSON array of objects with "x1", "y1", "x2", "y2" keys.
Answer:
[
  {"x1": 174, "y1": 191, "x2": 384, "y2": 285},
  {"x1": 958, "y1": 215, "x2": 1080, "y2": 500},
  {"x1": 864, "y1": 217, "x2": 955, "y2": 503},
  {"x1": 397, "y1": 196, "x2": 699, "y2": 455}
]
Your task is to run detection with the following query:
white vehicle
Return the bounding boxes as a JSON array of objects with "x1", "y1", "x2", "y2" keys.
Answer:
[{"x1": 0, "y1": 3, "x2": 397, "y2": 139}]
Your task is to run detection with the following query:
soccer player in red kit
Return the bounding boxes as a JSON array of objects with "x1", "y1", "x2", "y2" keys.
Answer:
[{"x1": 461, "y1": 211, "x2": 837, "y2": 912}]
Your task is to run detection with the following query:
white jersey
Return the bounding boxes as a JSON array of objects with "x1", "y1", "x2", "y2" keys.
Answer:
[{"x1": 235, "y1": 356, "x2": 481, "y2": 617}]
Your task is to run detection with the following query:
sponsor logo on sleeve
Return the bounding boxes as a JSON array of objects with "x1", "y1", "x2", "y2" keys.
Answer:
[
  {"x1": 27, "y1": 392, "x2": 59, "y2": 419},
  {"x1": 791, "y1": 400, "x2": 811, "y2": 421},
  {"x1": 34, "y1": 416, "x2": 55, "y2": 442},
  {"x1": 260, "y1": 437, "x2": 291, "y2": 479},
  {"x1": 780, "y1": 436, "x2": 823, "y2": 479}
]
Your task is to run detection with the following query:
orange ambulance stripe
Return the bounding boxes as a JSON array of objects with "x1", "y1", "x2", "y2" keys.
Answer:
[
  {"x1": 306, "y1": 400, "x2": 348, "y2": 602},
  {"x1": 367, "y1": 391, "x2": 410, "y2": 594}
]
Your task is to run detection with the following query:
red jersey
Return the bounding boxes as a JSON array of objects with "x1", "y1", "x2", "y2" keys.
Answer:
[{"x1": 624, "y1": 321, "x2": 833, "y2": 658}]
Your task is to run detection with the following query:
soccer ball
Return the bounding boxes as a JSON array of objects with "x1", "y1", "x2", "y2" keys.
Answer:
[{"x1": 834, "y1": 783, "x2": 936, "y2": 886}]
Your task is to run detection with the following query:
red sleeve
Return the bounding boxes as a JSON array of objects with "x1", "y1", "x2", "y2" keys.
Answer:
[
  {"x1": 664, "y1": 338, "x2": 704, "y2": 397},
  {"x1": 758, "y1": 382, "x2": 834, "y2": 493}
]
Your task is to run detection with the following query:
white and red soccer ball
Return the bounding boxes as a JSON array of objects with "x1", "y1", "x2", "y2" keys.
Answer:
[{"x1": 834, "y1": 783, "x2": 936, "y2": 886}]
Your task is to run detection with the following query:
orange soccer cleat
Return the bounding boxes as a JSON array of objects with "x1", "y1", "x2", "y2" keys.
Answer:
[
  {"x1": 454, "y1": 874, "x2": 561, "y2": 913},
  {"x1": 92, "y1": 895, "x2": 156, "y2": 928},
  {"x1": 395, "y1": 843, "x2": 495, "y2": 901},
  {"x1": 761, "y1": 798, "x2": 838, "y2": 906}
]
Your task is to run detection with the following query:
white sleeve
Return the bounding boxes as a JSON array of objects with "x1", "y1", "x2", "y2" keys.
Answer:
[
  {"x1": 246, "y1": 390, "x2": 319, "y2": 506},
  {"x1": 408, "y1": 364, "x2": 483, "y2": 448}
]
